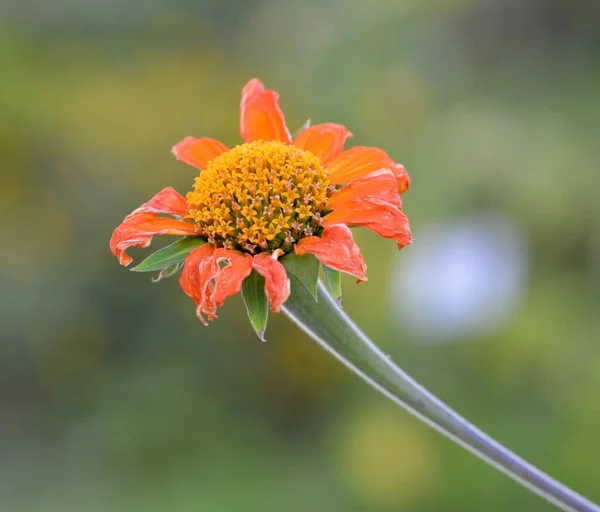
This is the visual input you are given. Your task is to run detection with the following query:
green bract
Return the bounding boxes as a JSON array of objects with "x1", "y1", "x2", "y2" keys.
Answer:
[
  {"x1": 323, "y1": 265, "x2": 342, "y2": 305},
  {"x1": 280, "y1": 252, "x2": 320, "y2": 300},
  {"x1": 241, "y1": 270, "x2": 269, "y2": 341},
  {"x1": 131, "y1": 236, "x2": 207, "y2": 273}
]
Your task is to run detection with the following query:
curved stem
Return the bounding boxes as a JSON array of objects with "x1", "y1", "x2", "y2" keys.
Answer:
[{"x1": 282, "y1": 277, "x2": 600, "y2": 512}]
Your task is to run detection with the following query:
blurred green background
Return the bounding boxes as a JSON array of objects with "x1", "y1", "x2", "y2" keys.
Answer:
[{"x1": 1, "y1": 0, "x2": 599, "y2": 510}]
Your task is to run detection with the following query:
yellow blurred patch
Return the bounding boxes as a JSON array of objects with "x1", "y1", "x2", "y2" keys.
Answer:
[{"x1": 332, "y1": 403, "x2": 439, "y2": 508}]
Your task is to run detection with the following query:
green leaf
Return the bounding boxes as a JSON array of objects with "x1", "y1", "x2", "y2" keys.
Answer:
[
  {"x1": 241, "y1": 270, "x2": 269, "y2": 341},
  {"x1": 280, "y1": 252, "x2": 320, "y2": 301},
  {"x1": 323, "y1": 265, "x2": 342, "y2": 305},
  {"x1": 131, "y1": 236, "x2": 207, "y2": 272}
]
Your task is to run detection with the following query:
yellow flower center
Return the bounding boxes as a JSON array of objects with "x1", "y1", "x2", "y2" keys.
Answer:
[{"x1": 186, "y1": 140, "x2": 331, "y2": 253}]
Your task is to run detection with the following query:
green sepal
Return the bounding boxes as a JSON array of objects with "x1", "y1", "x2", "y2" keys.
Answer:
[
  {"x1": 241, "y1": 270, "x2": 269, "y2": 342},
  {"x1": 151, "y1": 261, "x2": 184, "y2": 283},
  {"x1": 291, "y1": 118, "x2": 311, "y2": 138},
  {"x1": 323, "y1": 265, "x2": 342, "y2": 305},
  {"x1": 280, "y1": 252, "x2": 320, "y2": 301},
  {"x1": 131, "y1": 236, "x2": 207, "y2": 272}
]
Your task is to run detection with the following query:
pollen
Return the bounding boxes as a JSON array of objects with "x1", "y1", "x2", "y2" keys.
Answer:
[{"x1": 186, "y1": 140, "x2": 331, "y2": 254}]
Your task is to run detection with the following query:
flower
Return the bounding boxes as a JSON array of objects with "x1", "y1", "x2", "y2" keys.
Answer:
[{"x1": 110, "y1": 79, "x2": 411, "y2": 327}]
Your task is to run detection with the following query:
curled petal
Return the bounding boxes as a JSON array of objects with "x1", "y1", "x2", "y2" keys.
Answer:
[
  {"x1": 295, "y1": 225, "x2": 367, "y2": 281},
  {"x1": 110, "y1": 212, "x2": 198, "y2": 266},
  {"x1": 240, "y1": 79, "x2": 291, "y2": 143},
  {"x1": 172, "y1": 137, "x2": 229, "y2": 170},
  {"x1": 179, "y1": 245, "x2": 218, "y2": 325},
  {"x1": 293, "y1": 123, "x2": 353, "y2": 165},
  {"x1": 327, "y1": 146, "x2": 410, "y2": 194},
  {"x1": 211, "y1": 249, "x2": 254, "y2": 308},
  {"x1": 129, "y1": 187, "x2": 189, "y2": 219},
  {"x1": 180, "y1": 247, "x2": 253, "y2": 324},
  {"x1": 252, "y1": 252, "x2": 290, "y2": 312},
  {"x1": 327, "y1": 169, "x2": 402, "y2": 209},
  {"x1": 323, "y1": 199, "x2": 412, "y2": 248}
]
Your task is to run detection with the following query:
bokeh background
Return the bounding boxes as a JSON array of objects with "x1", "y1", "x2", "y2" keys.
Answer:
[{"x1": 1, "y1": 0, "x2": 599, "y2": 510}]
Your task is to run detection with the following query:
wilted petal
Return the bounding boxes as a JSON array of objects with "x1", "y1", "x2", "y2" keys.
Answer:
[
  {"x1": 240, "y1": 79, "x2": 291, "y2": 143},
  {"x1": 295, "y1": 225, "x2": 367, "y2": 281},
  {"x1": 211, "y1": 249, "x2": 254, "y2": 308},
  {"x1": 327, "y1": 169, "x2": 402, "y2": 209},
  {"x1": 323, "y1": 199, "x2": 412, "y2": 248},
  {"x1": 172, "y1": 136, "x2": 229, "y2": 170},
  {"x1": 293, "y1": 123, "x2": 353, "y2": 165},
  {"x1": 110, "y1": 212, "x2": 198, "y2": 266},
  {"x1": 129, "y1": 187, "x2": 189, "y2": 219},
  {"x1": 179, "y1": 244, "x2": 218, "y2": 325},
  {"x1": 252, "y1": 252, "x2": 290, "y2": 312},
  {"x1": 327, "y1": 146, "x2": 410, "y2": 193}
]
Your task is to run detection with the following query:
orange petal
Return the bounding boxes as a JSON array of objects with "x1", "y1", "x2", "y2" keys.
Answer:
[
  {"x1": 211, "y1": 249, "x2": 254, "y2": 308},
  {"x1": 172, "y1": 136, "x2": 229, "y2": 170},
  {"x1": 129, "y1": 187, "x2": 189, "y2": 219},
  {"x1": 327, "y1": 169, "x2": 402, "y2": 209},
  {"x1": 110, "y1": 212, "x2": 199, "y2": 266},
  {"x1": 293, "y1": 123, "x2": 353, "y2": 165},
  {"x1": 179, "y1": 244, "x2": 218, "y2": 325},
  {"x1": 295, "y1": 225, "x2": 367, "y2": 281},
  {"x1": 252, "y1": 252, "x2": 290, "y2": 312},
  {"x1": 239, "y1": 79, "x2": 291, "y2": 143},
  {"x1": 323, "y1": 199, "x2": 412, "y2": 248},
  {"x1": 327, "y1": 146, "x2": 410, "y2": 194}
]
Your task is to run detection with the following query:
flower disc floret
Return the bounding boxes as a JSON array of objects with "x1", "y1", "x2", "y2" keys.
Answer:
[{"x1": 186, "y1": 140, "x2": 331, "y2": 253}]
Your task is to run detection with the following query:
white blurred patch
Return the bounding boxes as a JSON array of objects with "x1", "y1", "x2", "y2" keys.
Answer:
[{"x1": 391, "y1": 214, "x2": 529, "y2": 343}]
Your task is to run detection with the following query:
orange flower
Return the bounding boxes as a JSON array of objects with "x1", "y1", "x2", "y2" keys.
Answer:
[{"x1": 110, "y1": 79, "x2": 411, "y2": 326}]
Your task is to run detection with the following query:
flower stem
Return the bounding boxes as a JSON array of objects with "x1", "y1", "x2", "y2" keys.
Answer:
[{"x1": 282, "y1": 277, "x2": 599, "y2": 512}]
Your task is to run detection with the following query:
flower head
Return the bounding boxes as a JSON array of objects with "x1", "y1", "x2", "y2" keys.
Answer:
[
  {"x1": 185, "y1": 140, "x2": 330, "y2": 253},
  {"x1": 110, "y1": 79, "x2": 411, "y2": 332}
]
